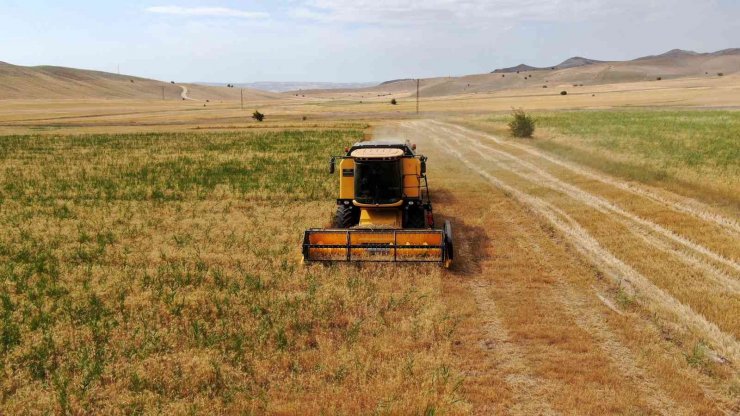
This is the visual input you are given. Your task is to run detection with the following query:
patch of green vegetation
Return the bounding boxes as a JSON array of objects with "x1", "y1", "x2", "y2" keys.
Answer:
[
  {"x1": 685, "y1": 341, "x2": 713, "y2": 374},
  {"x1": 534, "y1": 110, "x2": 740, "y2": 172},
  {"x1": 614, "y1": 285, "x2": 635, "y2": 310},
  {"x1": 481, "y1": 109, "x2": 740, "y2": 207},
  {"x1": 0, "y1": 130, "x2": 355, "y2": 202}
]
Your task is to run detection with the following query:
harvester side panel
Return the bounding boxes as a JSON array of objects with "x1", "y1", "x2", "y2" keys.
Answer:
[{"x1": 338, "y1": 158, "x2": 355, "y2": 200}]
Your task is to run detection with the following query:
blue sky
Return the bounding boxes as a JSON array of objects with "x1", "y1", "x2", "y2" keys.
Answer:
[{"x1": 1, "y1": 0, "x2": 738, "y2": 82}]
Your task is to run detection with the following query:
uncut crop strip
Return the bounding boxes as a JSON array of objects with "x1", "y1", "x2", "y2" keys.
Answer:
[
  {"x1": 429, "y1": 123, "x2": 740, "y2": 292},
  {"x1": 430, "y1": 120, "x2": 740, "y2": 237},
  {"x1": 414, "y1": 123, "x2": 740, "y2": 366}
]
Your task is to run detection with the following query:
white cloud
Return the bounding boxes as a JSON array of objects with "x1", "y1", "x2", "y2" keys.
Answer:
[
  {"x1": 291, "y1": 0, "x2": 666, "y2": 25},
  {"x1": 145, "y1": 6, "x2": 268, "y2": 19}
]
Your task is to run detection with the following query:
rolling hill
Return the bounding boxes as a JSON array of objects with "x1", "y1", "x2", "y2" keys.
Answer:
[
  {"x1": 492, "y1": 57, "x2": 605, "y2": 73},
  {"x1": 300, "y1": 48, "x2": 740, "y2": 99},
  {"x1": 0, "y1": 62, "x2": 280, "y2": 101}
]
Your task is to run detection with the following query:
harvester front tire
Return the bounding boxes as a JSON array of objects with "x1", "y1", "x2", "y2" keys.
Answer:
[
  {"x1": 334, "y1": 205, "x2": 358, "y2": 228},
  {"x1": 444, "y1": 220, "x2": 454, "y2": 265}
]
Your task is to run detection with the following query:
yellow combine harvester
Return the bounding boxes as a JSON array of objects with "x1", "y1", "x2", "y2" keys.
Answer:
[{"x1": 302, "y1": 139, "x2": 453, "y2": 267}]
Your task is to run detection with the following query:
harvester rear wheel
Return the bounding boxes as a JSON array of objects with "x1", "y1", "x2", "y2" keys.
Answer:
[{"x1": 334, "y1": 205, "x2": 358, "y2": 228}]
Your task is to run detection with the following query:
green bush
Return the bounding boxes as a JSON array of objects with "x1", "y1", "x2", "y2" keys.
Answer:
[
  {"x1": 390, "y1": 98, "x2": 397, "y2": 105},
  {"x1": 560, "y1": 90, "x2": 568, "y2": 96},
  {"x1": 252, "y1": 110, "x2": 265, "y2": 122},
  {"x1": 508, "y1": 109, "x2": 535, "y2": 138}
]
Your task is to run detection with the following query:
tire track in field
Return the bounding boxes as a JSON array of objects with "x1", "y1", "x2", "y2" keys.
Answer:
[
  {"x1": 433, "y1": 125, "x2": 740, "y2": 296},
  {"x1": 425, "y1": 122, "x2": 733, "y2": 412},
  {"x1": 468, "y1": 281, "x2": 560, "y2": 416},
  {"x1": 422, "y1": 127, "x2": 740, "y2": 365},
  {"x1": 432, "y1": 120, "x2": 740, "y2": 236},
  {"x1": 520, "y1": 227, "x2": 688, "y2": 416},
  {"x1": 433, "y1": 123, "x2": 740, "y2": 278}
]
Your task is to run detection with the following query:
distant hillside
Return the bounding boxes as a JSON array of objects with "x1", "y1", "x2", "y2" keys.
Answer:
[
  {"x1": 634, "y1": 48, "x2": 702, "y2": 61},
  {"x1": 379, "y1": 78, "x2": 415, "y2": 86},
  {"x1": 556, "y1": 57, "x2": 604, "y2": 69},
  {"x1": 492, "y1": 48, "x2": 740, "y2": 73},
  {"x1": 200, "y1": 81, "x2": 378, "y2": 93},
  {"x1": 0, "y1": 62, "x2": 280, "y2": 100},
  {"x1": 300, "y1": 47, "x2": 739, "y2": 99},
  {"x1": 491, "y1": 64, "x2": 540, "y2": 74},
  {"x1": 493, "y1": 57, "x2": 604, "y2": 73}
]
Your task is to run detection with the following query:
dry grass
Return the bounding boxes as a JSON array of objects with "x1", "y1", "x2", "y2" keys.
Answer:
[{"x1": 0, "y1": 130, "x2": 464, "y2": 414}]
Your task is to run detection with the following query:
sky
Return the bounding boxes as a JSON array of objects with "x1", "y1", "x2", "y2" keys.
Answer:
[{"x1": 1, "y1": 0, "x2": 738, "y2": 83}]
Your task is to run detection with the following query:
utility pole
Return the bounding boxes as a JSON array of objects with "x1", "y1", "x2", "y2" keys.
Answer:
[
  {"x1": 240, "y1": 89, "x2": 244, "y2": 110},
  {"x1": 117, "y1": 64, "x2": 120, "y2": 75},
  {"x1": 162, "y1": 86, "x2": 165, "y2": 100},
  {"x1": 416, "y1": 79, "x2": 420, "y2": 115}
]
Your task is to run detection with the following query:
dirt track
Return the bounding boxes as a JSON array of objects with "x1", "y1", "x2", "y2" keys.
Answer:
[
  {"x1": 381, "y1": 120, "x2": 739, "y2": 415},
  {"x1": 179, "y1": 85, "x2": 197, "y2": 101}
]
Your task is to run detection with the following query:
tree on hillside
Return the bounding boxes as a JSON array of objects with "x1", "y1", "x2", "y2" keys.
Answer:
[
  {"x1": 252, "y1": 110, "x2": 265, "y2": 122},
  {"x1": 390, "y1": 98, "x2": 397, "y2": 105}
]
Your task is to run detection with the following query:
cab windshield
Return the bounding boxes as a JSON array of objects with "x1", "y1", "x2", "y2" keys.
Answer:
[{"x1": 354, "y1": 160, "x2": 402, "y2": 204}]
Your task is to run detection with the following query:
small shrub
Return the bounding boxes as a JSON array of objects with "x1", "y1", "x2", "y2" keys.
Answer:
[
  {"x1": 252, "y1": 110, "x2": 265, "y2": 122},
  {"x1": 302, "y1": 116, "x2": 307, "y2": 121},
  {"x1": 560, "y1": 91, "x2": 568, "y2": 95},
  {"x1": 685, "y1": 342, "x2": 709, "y2": 369},
  {"x1": 718, "y1": 73, "x2": 724, "y2": 77},
  {"x1": 390, "y1": 98, "x2": 397, "y2": 105},
  {"x1": 508, "y1": 108, "x2": 535, "y2": 138},
  {"x1": 656, "y1": 77, "x2": 662, "y2": 81},
  {"x1": 615, "y1": 286, "x2": 635, "y2": 309},
  {"x1": 542, "y1": 85, "x2": 547, "y2": 88}
]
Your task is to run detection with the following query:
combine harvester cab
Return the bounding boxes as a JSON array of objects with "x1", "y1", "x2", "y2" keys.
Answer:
[{"x1": 302, "y1": 140, "x2": 453, "y2": 267}]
